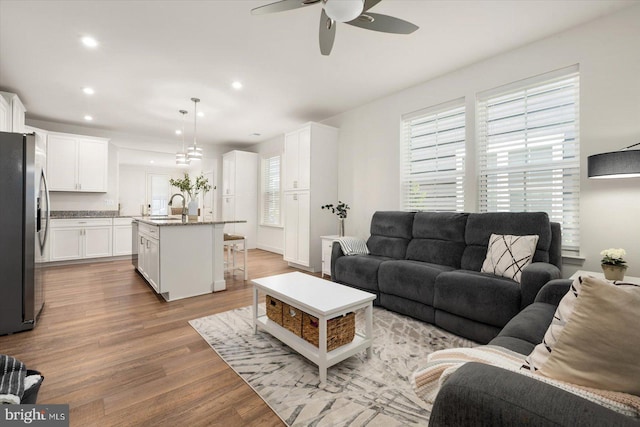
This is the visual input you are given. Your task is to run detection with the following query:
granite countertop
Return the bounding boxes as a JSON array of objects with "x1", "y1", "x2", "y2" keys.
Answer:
[
  {"x1": 50, "y1": 210, "x2": 131, "y2": 219},
  {"x1": 133, "y1": 216, "x2": 247, "y2": 226}
]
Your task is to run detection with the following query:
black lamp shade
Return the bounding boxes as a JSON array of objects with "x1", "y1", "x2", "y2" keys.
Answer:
[{"x1": 587, "y1": 150, "x2": 640, "y2": 179}]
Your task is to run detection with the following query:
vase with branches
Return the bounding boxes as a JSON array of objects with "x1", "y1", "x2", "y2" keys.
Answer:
[{"x1": 321, "y1": 201, "x2": 350, "y2": 236}]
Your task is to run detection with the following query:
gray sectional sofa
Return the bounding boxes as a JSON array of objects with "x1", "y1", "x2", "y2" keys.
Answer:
[
  {"x1": 331, "y1": 211, "x2": 562, "y2": 343},
  {"x1": 429, "y1": 279, "x2": 640, "y2": 426}
]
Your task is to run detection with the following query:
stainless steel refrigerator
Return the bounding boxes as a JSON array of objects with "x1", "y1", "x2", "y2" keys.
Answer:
[{"x1": 0, "y1": 131, "x2": 49, "y2": 335}]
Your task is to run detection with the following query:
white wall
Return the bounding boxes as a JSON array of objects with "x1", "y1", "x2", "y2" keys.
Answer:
[
  {"x1": 250, "y1": 135, "x2": 285, "y2": 254},
  {"x1": 323, "y1": 4, "x2": 640, "y2": 278}
]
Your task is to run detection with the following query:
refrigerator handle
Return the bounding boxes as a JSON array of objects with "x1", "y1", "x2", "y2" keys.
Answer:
[{"x1": 41, "y1": 169, "x2": 51, "y2": 251}]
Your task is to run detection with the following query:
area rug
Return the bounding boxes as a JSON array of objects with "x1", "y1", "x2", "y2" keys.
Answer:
[{"x1": 189, "y1": 306, "x2": 476, "y2": 426}]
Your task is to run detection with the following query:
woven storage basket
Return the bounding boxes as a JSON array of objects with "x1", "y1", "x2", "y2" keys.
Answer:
[
  {"x1": 282, "y1": 303, "x2": 303, "y2": 336},
  {"x1": 302, "y1": 312, "x2": 356, "y2": 351},
  {"x1": 266, "y1": 295, "x2": 283, "y2": 326}
]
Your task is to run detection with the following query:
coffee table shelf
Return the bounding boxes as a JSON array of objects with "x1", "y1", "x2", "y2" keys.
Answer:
[
  {"x1": 252, "y1": 272, "x2": 376, "y2": 384},
  {"x1": 255, "y1": 315, "x2": 372, "y2": 368}
]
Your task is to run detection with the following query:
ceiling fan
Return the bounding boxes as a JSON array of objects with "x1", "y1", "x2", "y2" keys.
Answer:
[{"x1": 251, "y1": 0, "x2": 419, "y2": 55}]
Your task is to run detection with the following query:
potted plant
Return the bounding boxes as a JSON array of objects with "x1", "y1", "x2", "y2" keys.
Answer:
[
  {"x1": 169, "y1": 173, "x2": 212, "y2": 216},
  {"x1": 600, "y1": 247, "x2": 628, "y2": 281},
  {"x1": 321, "y1": 201, "x2": 350, "y2": 236}
]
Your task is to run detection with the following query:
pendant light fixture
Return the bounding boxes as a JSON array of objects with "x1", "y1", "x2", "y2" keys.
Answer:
[
  {"x1": 175, "y1": 109, "x2": 190, "y2": 166},
  {"x1": 187, "y1": 97, "x2": 203, "y2": 160}
]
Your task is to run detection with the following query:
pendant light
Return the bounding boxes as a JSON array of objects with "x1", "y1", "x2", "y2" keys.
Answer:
[
  {"x1": 175, "y1": 109, "x2": 190, "y2": 166},
  {"x1": 187, "y1": 97, "x2": 203, "y2": 160}
]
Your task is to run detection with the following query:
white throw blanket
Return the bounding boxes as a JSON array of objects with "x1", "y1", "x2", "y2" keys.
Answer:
[
  {"x1": 337, "y1": 237, "x2": 369, "y2": 256},
  {"x1": 412, "y1": 345, "x2": 640, "y2": 419}
]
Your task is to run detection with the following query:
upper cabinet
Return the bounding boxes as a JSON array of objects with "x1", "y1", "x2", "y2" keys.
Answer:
[
  {"x1": 283, "y1": 126, "x2": 311, "y2": 191},
  {"x1": 47, "y1": 131, "x2": 109, "y2": 192},
  {"x1": 0, "y1": 91, "x2": 26, "y2": 133}
]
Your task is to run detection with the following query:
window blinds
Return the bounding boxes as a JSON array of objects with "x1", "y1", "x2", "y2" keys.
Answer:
[
  {"x1": 401, "y1": 100, "x2": 466, "y2": 212},
  {"x1": 477, "y1": 66, "x2": 580, "y2": 253},
  {"x1": 261, "y1": 155, "x2": 281, "y2": 226}
]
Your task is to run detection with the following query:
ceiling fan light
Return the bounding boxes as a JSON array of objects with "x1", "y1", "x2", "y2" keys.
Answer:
[{"x1": 323, "y1": 0, "x2": 364, "y2": 23}]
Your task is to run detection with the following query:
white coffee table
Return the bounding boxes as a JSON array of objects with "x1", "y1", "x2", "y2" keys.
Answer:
[{"x1": 252, "y1": 271, "x2": 376, "y2": 384}]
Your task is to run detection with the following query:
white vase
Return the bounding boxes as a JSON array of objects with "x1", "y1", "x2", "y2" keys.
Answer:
[{"x1": 188, "y1": 200, "x2": 199, "y2": 217}]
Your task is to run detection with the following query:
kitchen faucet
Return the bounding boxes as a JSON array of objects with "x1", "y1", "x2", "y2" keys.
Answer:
[{"x1": 168, "y1": 193, "x2": 187, "y2": 222}]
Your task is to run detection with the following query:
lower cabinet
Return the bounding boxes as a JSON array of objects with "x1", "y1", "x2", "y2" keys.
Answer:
[
  {"x1": 283, "y1": 191, "x2": 310, "y2": 266},
  {"x1": 137, "y1": 223, "x2": 160, "y2": 292},
  {"x1": 50, "y1": 218, "x2": 113, "y2": 261},
  {"x1": 113, "y1": 218, "x2": 133, "y2": 256}
]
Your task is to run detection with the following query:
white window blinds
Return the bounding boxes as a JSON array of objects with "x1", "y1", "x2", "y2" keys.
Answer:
[
  {"x1": 401, "y1": 100, "x2": 466, "y2": 212},
  {"x1": 261, "y1": 154, "x2": 281, "y2": 226},
  {"x1": 477, "y1": 66, "x2": 580, "y2": 253}
]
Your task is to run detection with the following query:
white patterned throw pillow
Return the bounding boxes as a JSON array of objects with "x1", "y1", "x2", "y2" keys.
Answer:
[
  {"x1": 522, "y1": 275, "x2": 631, "y2": 372},
  {"x1": 481, "y1": 234, "x2": 539, "y2": 283}
]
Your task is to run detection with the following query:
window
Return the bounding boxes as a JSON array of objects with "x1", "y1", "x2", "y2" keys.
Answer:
[
  {"x1": 401, "y1": 99, "x2": 466, "y2": 212},
  {"x1": 477, "y1": 66, "x2": 580, "y2": 253},
  {"x1": 261, "y1": 154, "x2": 281, "y2": 226}
]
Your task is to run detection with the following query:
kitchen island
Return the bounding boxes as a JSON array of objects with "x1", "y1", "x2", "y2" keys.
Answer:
[{"x1": 132, "y1": 216, "x2": 246, "y2": 301}]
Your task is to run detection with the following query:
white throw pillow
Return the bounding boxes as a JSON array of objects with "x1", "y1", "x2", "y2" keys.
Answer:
[
  {"x1": 538, "y1": 278, "x2": 640, "y2": 395},
  {"x1": 481, "y1": 234, "x2": 539, "y2": 283},
  {"x1": 523, "y1": 275, "x2": 625, "y2": 372}
]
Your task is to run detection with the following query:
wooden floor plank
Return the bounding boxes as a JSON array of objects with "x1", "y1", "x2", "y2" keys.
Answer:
[{"x1": 0, "y1": 249, "x2": 299, "y2": 426}]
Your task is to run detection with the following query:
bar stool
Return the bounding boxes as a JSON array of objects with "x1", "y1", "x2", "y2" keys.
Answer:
[{"x1": 223, "y1": 233, "x2": 248, "y2": 280}]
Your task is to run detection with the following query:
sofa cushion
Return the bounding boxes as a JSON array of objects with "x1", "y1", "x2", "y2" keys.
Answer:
[
  {"x1": 481, "y1": 234, "x2": 539, "y2": 283},
  {"x1": 366, "y1": 211, "x2": 415, "y2": 259},
  {"x1": 461, "y1": 212, "x2": 552, "y2": 271},
  {"x1": 378, "y1": 260, "x2": 455, "y2": 305},
  {"x1": 434, "y1": 270, "x2": 521, "y2": 328},
  {"x1": 333, "y1": 254, "x2": 391, "y2": 293},
  {"x1": 405, "y1": 212, "x2": 468, "y2": 268}
]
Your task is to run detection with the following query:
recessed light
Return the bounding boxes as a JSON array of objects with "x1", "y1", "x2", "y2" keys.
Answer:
[
  {"x1": 84, "y1": 115, "x2": 93, "y2": 121},
  {"x1": 81, "y1": 36, "x2": 98, "y2": 48},
  {"x1": 150, "y1": 160, "x2": 155, "y2": 164},
  {"x1": 83, "y1": 87, "x2": 95, "y2": 95},
  {"x1": 175, "y1": 129, "x2": 182, "y2": 135},
  {"x1": 232, "y1": 81, "x2": 243, "y2": 90},
  {"x1": 197, "y1": 111, "x2": 204, "y2": 117}
]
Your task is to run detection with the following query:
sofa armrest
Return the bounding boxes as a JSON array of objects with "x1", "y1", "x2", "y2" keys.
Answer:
[
  {"x1": 534, "y1": 279, "x2": 571, "y2": 306},
  {"x1": 429, "y1": 363, "x2": 639, "y2": 427},
  {"x1": 330, "y1": 241, "x2": 345, "y2": 282},
  {"x1": 520, "y1": 263, "x2": 561, "y2": 309}
]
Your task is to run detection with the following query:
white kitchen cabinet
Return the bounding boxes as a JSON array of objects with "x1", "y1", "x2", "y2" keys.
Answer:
[
  {"x1": 137, "y1": 222, "x2": 160, "y2": 291},
  {"x1": 221, "y1": 150, "x2": 258, "y2": 249},
  {"x1": 49, "y1": 218, "x2": 113, "y2": 261},
  {"x1": 283, "y1": 126, "x2": 311, "y2": 191},
  {"x1": 0, "y1": 91, "x2": 26, "y2": 133},
  {"x1": 282, "y1": 122, "x2": 338, "y2": 271},
  {"x1": 113, "y1": 218, "x2": 133, "y2": 256},
  {"x1": 47, "y1": 131, "x2": 109, "y2": 192},
  {"x1": 284, "y1": 192, "x2": 310, "y2": 266},
  {"x1": 0, "y1": 95, "x2": 9, "y2": 132}
]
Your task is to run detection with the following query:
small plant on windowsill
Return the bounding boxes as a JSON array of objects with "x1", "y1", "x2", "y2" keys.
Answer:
[{"x1": 322, "y1": 201, "x2": 350, "y2": 236}]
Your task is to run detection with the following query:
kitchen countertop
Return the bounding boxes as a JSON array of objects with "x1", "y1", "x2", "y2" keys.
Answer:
[{"x1": 133, "y1": 216, "x2": 246, "y2": 226}]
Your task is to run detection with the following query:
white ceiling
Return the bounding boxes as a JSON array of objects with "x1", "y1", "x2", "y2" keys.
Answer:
[{"x1": 0, "y1": 0, "x2": 634, "y2": 149}]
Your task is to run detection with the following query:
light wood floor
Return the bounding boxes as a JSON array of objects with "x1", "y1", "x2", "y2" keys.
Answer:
[{"x1": 0, "y1": 250, "x2": 305, "y2": 426}]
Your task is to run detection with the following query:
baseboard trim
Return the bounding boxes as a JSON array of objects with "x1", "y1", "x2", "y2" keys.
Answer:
[{"x1": 257, "y1": 244, "x2": 283, "y2": 255}]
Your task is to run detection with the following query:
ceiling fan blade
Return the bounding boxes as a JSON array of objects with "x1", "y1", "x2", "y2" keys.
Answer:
[
  {"x1": 251, "y1": 0, "x2": 319, "y2": 15},
  {"x1": 346, "y1": 12, "x2": 419, "y2": 34},
  {"x1": 363, "y1": 0, "x2": 382, "y2": 12},
  {"x1": 319, "y1": 9, "x2": 336, "y2": 56}
]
